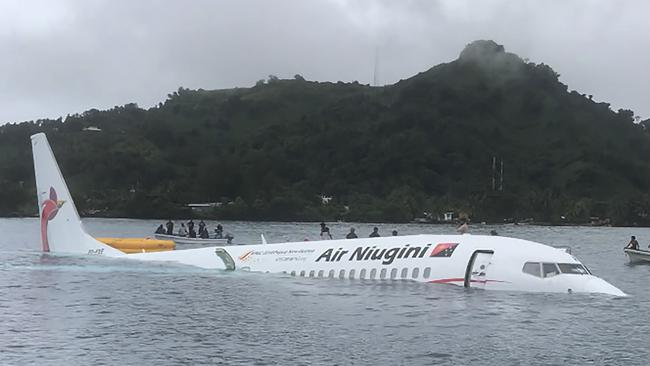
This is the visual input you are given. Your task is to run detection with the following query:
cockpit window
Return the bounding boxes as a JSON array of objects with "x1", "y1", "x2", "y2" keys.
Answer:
[
  {"x1": 524, "y1": 262, "x2": 590, "y2": 278},
  {"x1": 542, "y1": 263, "x2": 560, "y2": 278},
  {"x1": 558, "y1": 263, "x2": 589, "y2": 275},
  {"x1": 522, "y1": 262, "x2": 542, "y2": 277}
]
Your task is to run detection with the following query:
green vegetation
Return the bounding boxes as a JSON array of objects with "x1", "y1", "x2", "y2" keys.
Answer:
[{"x1": 2, "y1": 40, "x2": 650, "y2": 225}]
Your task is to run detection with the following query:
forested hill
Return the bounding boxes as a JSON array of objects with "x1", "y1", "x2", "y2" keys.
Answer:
[{"x1": 2, "y1": 40, "x2": 650, "y2": 225}]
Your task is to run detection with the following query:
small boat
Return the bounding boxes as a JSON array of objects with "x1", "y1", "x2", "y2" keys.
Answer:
[
  {"x1": 624, "y1": 248, "x2": 650, "y2": 263},
  {"x1": 154, "y1": 233, "x2": 234, "y2": 245}
]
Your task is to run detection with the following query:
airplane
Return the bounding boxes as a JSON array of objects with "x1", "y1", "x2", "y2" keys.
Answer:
[{"x1": 31, "y1": 132, "x2": 625, "y2": 296}]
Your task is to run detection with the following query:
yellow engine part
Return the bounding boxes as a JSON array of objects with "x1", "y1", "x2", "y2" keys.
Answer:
[
  {"x1": 96, "y1": 237, "x2": 176, "y2": 252},
  {"x1": 118, "y1": 247, "x2": 174, "y2": 254}
]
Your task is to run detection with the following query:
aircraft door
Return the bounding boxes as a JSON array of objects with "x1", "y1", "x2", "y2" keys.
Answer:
[
  {"x1": 464, "y1": 250, "x2": 494, "y2": 288},
  {"x1": 215, "y1": 248, "x2": 235, "y2": 271}
]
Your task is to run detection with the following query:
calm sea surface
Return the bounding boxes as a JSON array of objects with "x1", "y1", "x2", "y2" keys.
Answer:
[{"x1": 1, "y1": 218, "x2": 650, "y2": 365}]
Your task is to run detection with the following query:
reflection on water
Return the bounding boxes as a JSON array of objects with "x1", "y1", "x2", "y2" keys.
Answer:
[{"x1": 1, "y1": 218, "x2": 649, "y2": 365}]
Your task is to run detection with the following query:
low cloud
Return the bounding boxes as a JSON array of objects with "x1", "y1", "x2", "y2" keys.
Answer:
[{"x1": 1, "y1": 0, "x2": 648, "y2": 124}]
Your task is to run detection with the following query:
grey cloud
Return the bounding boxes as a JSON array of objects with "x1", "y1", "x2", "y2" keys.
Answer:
[{"x1": 1, "y1": 0, "x2": 648, "y2": 124}]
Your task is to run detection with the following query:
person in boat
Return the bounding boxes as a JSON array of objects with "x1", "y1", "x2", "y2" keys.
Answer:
[
  {"x1": 346, "y1": 227, "x2": 358, "y2": 239},
  {"x1": 155, "y1": 224, "x2": 165, "y2": 234},
  {"x1": 199, "y1": 228, "x2": 209, "y2": 239},
  {"x1": 166, "y1": 220, "x2": 174, "y2": 235},
  {"x1": 369, "y1": 227, "x2": 380, "y2": 238},
  {"x1": 625, "y1": 236, "x2": 640, "y2": 250},
  {"x1": 319, "y1": 222, "x2": 332, "y2": 240},
  {"x1": 178, "y1": 223, "x2": 188, "y2": 237},
  {"x1": 187, "y1": 219, "x2": 195, "y2": 233},
  {"x1": 392, "y1": 230, "x2": 398, "y2": 236},
  {"x1": 320, "y1": 227, "x2": 333, "y2": 240},
  {"x1": 490, "y1": 230, "x2": 499, "y2": 236},
  {"x1": 198, "y1": 220, "x2": 206, "y2": 236},
  {"x1": 215, "y1": 224, "x2": 224, "y2": 239},
  {"x1": 319, "y1": 222, "x2": 328, "y2": 236},
  {"x1": 456, "y1": 219, "x2": 469, "y2": 234},
  {"x1": 188, "y1": 227, "x2": 197, "y2": 238}
]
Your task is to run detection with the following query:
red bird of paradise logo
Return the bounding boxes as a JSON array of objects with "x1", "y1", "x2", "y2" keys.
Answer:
[
  {"x1": 40, "y1": 187, "x2": 65, "y2": 252},
  {"x1": 430, "y1": 243, "x2": 459, "y2": 257}
]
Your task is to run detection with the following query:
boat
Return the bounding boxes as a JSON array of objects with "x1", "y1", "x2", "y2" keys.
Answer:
[
  {"x1": 153, "y1": 233, "x2": 233, "y2": 245},
  {"x1": 31, "y1": 132, "x2": 626, "y2": 296},
  {"x1": 624, "y1": 248, "x2": 650, "y2": 263}
]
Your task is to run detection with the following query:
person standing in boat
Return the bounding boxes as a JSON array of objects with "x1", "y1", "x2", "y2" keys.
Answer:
[
  {"x1": 155, "y1": 224, "x2": 165, "y2": 234},
  {"x1": 319, "y1": 222, "x2": 333, "y2": 239},
  {"x1": 200, "y1": 228, "x2": 209, "y2": 239},
  {"x1": 178, "y1": 223, "x2": 188, "y2": 237},
  {"x1": 456, "y1": 219, "x2": 469, "y2": 234},
  {"x1": 625, "y1": 236, "x2": 640, "y2": 250},
  {"x1": 369, "y1": 227, "x2": 380, "y2": 237},
  {"x1": 346, "y1": 227, "x2": 358, "y2": 239},
  {"x1": 198, "y1": 220, "x2": 206, "y2": 236},
  {"x1": 187, "y1": 219, "x2": 195, "y2": 233},
  {"x1": 166, "y1": 220, "x2": 174, "y2": 235},
  {"x1": 188, "y1": 227, "x2": 197, "y2": 238},
  {"x1": 215, "y1": 224, "x2": 224, "y2": 239},
  {"x1": 321, "y1": 227, "x2": 333, "y2": 240}
]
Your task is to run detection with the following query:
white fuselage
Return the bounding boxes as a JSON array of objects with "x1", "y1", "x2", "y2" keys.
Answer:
[
  {"x1": 123, "y1": 234, "x2": 625, "y2": 296},
  {"x1": 30, "y1": 132, "x2": 626, "y2": 296}
]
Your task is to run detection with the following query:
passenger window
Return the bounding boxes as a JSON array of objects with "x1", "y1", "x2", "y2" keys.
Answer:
[
  {"x1": 370, "y1": 268, "x2": 377, "y2": 279},
  {"x1": 412, "y1": 267, "x2": 419, "y2": 279},
  {"x1": 380, "y1": 268, "x2": 387, "y2": 279},
  {"x1": 390, "y1": 268, "x2": 398, "y2": 279},
  {"x1": 339, "y1": 269, "x2": 346, "y2": 279},
  {"x1": 360, "y1": 269, "x2": 367, "y2": 279},
  {"x1": 543, "y1": 263, "x2": 560, "y2": 278},
  {"x1": 401, "y1": 268, "x2": 408, "y2": 279},
  {"x1": 522, "y1": 262, "x2": 541, "y2": 277},
  {"x1": 318, "y1": 270, "x2": 324, "y2": 278},
  {"x1": 349, "y1": 269, "x2": 356, "y2": 279},
  {"x1": 299, "y1": 270, "x2": 305, "y2": 277},
  {"x1": 328, "y1": 270, "x2": 335, "y2": 278},
  {"x1": 423, "y1": 267, "x2": 431, "y2": 279},
  {"x1": 309, "y1": 270, "x2": 315, "y2": 278}
]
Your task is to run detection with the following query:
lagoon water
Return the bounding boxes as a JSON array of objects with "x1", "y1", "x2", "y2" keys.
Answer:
[{"x1": 1, "y1": 218, "x2": 650, "y2": 365}]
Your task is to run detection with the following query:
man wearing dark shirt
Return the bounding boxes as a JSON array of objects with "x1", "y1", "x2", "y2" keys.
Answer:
[
  {"x1": 346, "y1": 228, "x2": 358, "y2": 239},
  {"x1": 369, "y1": 227, "x2": 380, "y2": 238}
]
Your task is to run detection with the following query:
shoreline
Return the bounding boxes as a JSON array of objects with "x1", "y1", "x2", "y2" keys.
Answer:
[{"x1": 0, "y1": 214, "x2": 633, "y2": 228}]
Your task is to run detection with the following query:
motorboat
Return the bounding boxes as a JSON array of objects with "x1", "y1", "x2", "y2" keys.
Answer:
[
  {"x1": 624, "y1": 248, "x2": 650, "y2": 263},
  {"x1": 154, "y1": 233, "x2": 233, "y2": 245}
]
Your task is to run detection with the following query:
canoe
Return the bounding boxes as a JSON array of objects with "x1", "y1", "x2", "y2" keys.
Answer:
[
  {"x1": 154, "y1": 233, "x2": 234, "y2": 245},
  {"x1": 624, "y1": 248, "x2": 650, "y2": 263}
]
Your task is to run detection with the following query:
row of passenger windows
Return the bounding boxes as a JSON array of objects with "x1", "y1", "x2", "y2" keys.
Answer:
[
  {"x1": 522, "y1": 262, "x2": 590, "y2": 278},
  {"x1": 287, "y1": 267, "x2": 433, "y2": 280}
]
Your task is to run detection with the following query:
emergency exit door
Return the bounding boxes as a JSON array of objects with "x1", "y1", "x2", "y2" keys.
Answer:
[{"x1": 464, "y1": 250, "x2": 494, "y2": 288}]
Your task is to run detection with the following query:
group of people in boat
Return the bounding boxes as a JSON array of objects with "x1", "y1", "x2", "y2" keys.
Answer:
[{"x1": 156, "y1": 219, "x2": 229, "y2": 240}]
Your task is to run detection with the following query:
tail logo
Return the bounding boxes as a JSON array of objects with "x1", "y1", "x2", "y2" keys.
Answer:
[{"x1": 40, "y1": 187, "x2": 66, "y2": 252}]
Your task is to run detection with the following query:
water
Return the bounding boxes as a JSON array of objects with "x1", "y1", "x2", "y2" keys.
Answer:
[{"x1": 1, "y1": 218, "x2": 649, "y2": 365}]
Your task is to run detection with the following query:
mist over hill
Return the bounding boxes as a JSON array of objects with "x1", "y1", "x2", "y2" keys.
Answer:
[{"x1": 2, "y1": 40, "x2": 650, "y2": 225}]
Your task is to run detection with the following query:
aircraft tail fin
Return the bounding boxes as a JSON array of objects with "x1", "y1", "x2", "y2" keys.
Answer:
[{"x1": 31, "y1": 133, "x2": 124, "y2": 257}]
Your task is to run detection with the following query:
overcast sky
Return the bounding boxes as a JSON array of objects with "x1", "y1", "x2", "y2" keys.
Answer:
[{"x1": 0, "y1": 0, "x2": 648, "y2": 125}]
